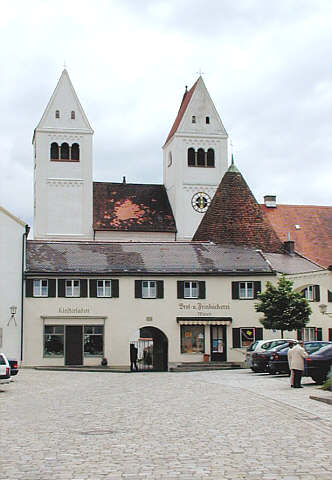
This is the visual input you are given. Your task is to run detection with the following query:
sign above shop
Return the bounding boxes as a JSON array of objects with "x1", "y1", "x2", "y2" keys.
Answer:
[
  {"x1": 178, "y1": 302, "x2": 230, "y2": 316},
  {"x1": 58, "y1": 307, "x2": 90, "y2": 314}
]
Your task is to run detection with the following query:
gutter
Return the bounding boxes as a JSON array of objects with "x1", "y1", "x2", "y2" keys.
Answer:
[{"x1": 20, "y1": 224, "x2": 30, "y2": 362}]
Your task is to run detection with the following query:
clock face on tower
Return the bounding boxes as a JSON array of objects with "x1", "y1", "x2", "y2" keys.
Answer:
[{"x1": 191, "y1": 192, "x2": 211, "y2": 213}]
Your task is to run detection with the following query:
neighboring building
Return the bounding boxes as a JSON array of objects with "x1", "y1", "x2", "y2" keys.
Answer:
[{"x1": 0, "y1": 206, "x2": 28, "y2": 360}]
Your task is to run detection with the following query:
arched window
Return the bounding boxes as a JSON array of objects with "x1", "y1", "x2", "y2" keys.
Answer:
[
  {"x1": 206, "y1": 116, "x2": 210, "y2": 124},
  {"x1": 207, "y1": 148, "x2": 215, "y2": 167},
  {"x1": 192, "y1": 115, "x2": 196, "y2": 124},
  {"x1": 197, "y1": 148, "x2": 205, "y2": 166},
  {"x1": 71, "y1": 143, "x2": 80, "y2": 161},
  {"x1": 55, "y1": 110, "x2": 60, "y2": 119},
  {"x1": 188, "y1": 148, "x2": 195, "y2": 166},
  {"x1": 50, "y1": 142, "x2": 59, "y2": 160},
  {"x1": 71, "y1": 111, "x2": 75, "y2": 119},
  {"x1": 61, "y1": 142, "x2": 69, "y2": 160}
]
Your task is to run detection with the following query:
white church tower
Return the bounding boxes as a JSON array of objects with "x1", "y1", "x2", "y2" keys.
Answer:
[
  {"x1": 33, "y1": 69, "x2": 93, "y2": 240},
  {"x1": 163, "y1": 76, "x2": 228, "y2": 240}
]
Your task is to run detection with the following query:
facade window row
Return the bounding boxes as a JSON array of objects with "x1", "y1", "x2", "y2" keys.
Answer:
[
  {"x1": 50, "y1": 142, "x2": 80, "y2": 162},
  {"x1": 191, "y1": 115, "x2": 210, "y2": 124},
  {"x1": 55, "y1": 110, "x2": 75, "y2": 119},
  {"x1": 27, "y1": 279, "x2": 261, "y2": 300},
  {"x1": 187, "y1": 148, "x2": 215, "y2": 167}
]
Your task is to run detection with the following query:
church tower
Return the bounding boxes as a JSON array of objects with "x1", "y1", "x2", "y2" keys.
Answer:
[
  {"x1": 163, "y1": 76, "x2": 228, "y2": 240},
  {"x1": 33, "y1": 69, "x2": 93, "y2": 240}
]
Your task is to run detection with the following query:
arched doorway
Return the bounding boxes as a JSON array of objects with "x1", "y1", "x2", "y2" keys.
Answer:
[{"x1": 139, "y1": 326, "x2": 168, "y2": 371}]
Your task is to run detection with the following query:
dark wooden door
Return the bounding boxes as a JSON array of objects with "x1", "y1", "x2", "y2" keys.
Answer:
[
  {"x1": 210, "y1": 325, "x2": 226, "y2": 361},
  {"x1": 65, "y1": 326, "x2": 83, "y2": 365}
]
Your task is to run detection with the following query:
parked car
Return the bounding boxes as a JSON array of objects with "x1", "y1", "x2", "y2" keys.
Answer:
[
  {"x1": 0, "y1": 353, "x2": 11, "y2": 384},
  {"x1": 268, "y1": 341, "x2": 331, "y2": 377},
  {"x1": 8, "y1": 359, "x2": 19, "y2": 376},
  {"x1": 304, "y1": 343, "x2": 332, "y2": 384},
  {"x1": 246, "y1": 339, "x2": 296, "y2": 370}
]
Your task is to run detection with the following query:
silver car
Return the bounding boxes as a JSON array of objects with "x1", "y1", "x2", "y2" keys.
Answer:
[{"x1": 245, "y1": 339, "x2": 297, "y2": 369}]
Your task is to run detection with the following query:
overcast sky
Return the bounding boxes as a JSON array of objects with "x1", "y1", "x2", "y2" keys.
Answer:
[{"x1": 1, "y1": 0, "x2": 331, "y2": 228}]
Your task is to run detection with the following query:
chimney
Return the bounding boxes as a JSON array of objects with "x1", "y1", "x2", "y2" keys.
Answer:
[
  {"x1": 264, "y1": 195, "x2": 276, "y2": 208},
  {"x1": 284, "y1": 240, "x2": 295, "y2": 255},
  {"x1": 122, "y1": 176, "x2": 126, "y2": 184}
]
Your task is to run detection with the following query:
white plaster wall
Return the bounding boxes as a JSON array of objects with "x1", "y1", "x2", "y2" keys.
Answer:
[{"x1": 0, "y1": 208, "x2": 25, "y2": 360}]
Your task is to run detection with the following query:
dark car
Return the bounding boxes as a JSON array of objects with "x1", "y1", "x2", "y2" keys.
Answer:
[
  {"x1": 8, "y1": 359, "x2": 19, "y2": 376},
  {"x1": 251, "y1": 342, "x2": 296, "y2": 373},
  {"x1": 305, "y1": 344, "x2": 332, "y2": 384},
  {"x1": 268, "y1": 341, "x2": 331, "y2": 377}
]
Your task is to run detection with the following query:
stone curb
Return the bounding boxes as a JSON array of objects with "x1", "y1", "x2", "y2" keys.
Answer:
[{"x1": 309, "y1": 394, "x2": 332, "y2": 405}]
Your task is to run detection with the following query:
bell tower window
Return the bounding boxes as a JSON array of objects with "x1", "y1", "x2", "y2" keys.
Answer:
[
  {"x1": 187, "y1": 148, "x2": 215, "y2": 168},
  {"x1": 207, "y1": 148, "x2": 215, "y2": 167},
  {"x1": 188, "y1": 148, "x2": 195, "y2": 166},
  {"x1": 71, "y1": 143, "x2": 80, "y2": 161},
  {"x1": 50, "y1": 142, "x2": 59, "y2": 160},
  {"x1": 206, "y1": 116, "x2": 210, "y2": 124},
  {"x1": 55, "y1": 110, "x2": 60, "y2": 119},
  {"x1": 50, "y1": 142, "x2": 80, "y2": 162},
  {"x1": 192, "y1": 115, "x2": 196, "y2": 124},
  {"x1": 71, "y1": 111, "x2": 75, "y2": 119},
  {"x1": 61, "y1": 143, "x2": 70, "y2": 160},
  {"x1": 197, "y1": 148, "x2": 205, "y2": 166}
]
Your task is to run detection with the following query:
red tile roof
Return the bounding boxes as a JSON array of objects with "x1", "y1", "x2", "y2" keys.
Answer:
[
  {"x1": 93, "y1": 182, "x2": 176, "y2": 232},
  {"x1": 261, "y1": 204, "x2": 332, "y2": 268},
  {"x1": 193, "y1": 164, "x2": 285, "y2": 253},
  {"x1": 164, "y1": 79, "x2": 199, "y2": 146}
]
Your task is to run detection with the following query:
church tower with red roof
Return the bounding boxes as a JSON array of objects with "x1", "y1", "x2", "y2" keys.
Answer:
[{"x1": 163, "y1": 76, "x2": 228, "y2": 240}]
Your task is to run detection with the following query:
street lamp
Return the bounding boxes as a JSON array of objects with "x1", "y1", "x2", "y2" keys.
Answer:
[
  {"x1": 7, "y1": 305, "x2": 17, "y2": 326},
  {"x1": 319, "y1": 304, "x2": 332, "y2": 317}
]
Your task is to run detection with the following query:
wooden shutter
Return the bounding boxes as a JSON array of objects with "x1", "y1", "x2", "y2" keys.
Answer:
[
  {"x1": 297, "y1": 329, "x2": 302, "y2": 340},
  {"x1": 255, "y1": 327, "x2": 263, "y2": 340},
  {"x1": 89, "y1": 280, "x2": 97, "y2": 298},
  {"x1": 177, "y1": 281, "x2": 184, "y2": 299},
  {"x1": 156, "y1": 281, "x2": 164, "y2": 299},
  {"x1": 80, "y1": 279, "x2": 87, "y2": 298},
  {"x1": 58, "y1": 279, "x2": 65, "y2": 297},
  {"x1": 232, "y1": 328, "x2": 241, "y2": 348},
  {"x1": 112, "y1": 280, "x2": 119, "y2": 298},
  {"x1": 232, "y1": 282, "x2": 239, "y2": 299},
  {"x1": 135, "y1": 280, "x2": 142, "y2": 298},
  {"x1": 314, "y1": 285, "x2": 320, "y2": 302},
  {"x1": 328, "y1": 290, "x2": 332, "y2": 302},
  {"x1": 329, "y1": 328, "x2": 332, "y2": 342},
  {"x1": 26, "y1": 279, "x2": 33, "y2": 297},
  {"x1": 254, "y1": 281, "x2": 261, "y2": 299},
  {"x1": 198, "y1": 281, "x2": 206, "y2": 299},
  {"x1": 48, "y1": 279, "x2": 56, "y2": 297},
  {"x1": 316, "y1": 328, "x2": 322, "y2": 341}
]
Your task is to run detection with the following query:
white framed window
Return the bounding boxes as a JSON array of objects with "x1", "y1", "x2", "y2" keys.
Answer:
[
  {"x1": 142, "y1": 281, "x2": 157, "y2": 298},
  {"x1": 301, "y1": 327, "x2": 317, "y2": 341},
  {"x1": 184, "y1": 281, "x2": 199, "y2": 299},
  {"x1": 304, "y1": 285, "x2": 314, "y2": 301},
  {"x1": 97, "y1": 280, "x2": 111, "y2": 297},
  {"x1": 239, "y1": 282, "x2": 254, "y2": 299},
  {"x1": 33, "y1": 279, "x2": 48, "y2": 297},
  {"x1": 65, "y1": 279, "x2": 80, "y2": 297}
]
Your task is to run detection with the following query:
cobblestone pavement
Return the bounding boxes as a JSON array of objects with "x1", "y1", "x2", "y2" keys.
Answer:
[{"x1": 1, "y1": 369, "x2": 332, "y2": 480}]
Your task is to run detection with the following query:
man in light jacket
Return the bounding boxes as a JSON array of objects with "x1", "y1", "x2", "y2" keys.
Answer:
[
  {"x1": 291, "y1": 340, "x2": 308, "y2": 388},
  {"x1": 287, "y1": 342, "x2": 296, "y2": 387}
]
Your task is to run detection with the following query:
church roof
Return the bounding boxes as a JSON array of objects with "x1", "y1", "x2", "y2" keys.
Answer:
[
  {"x1": 164, "y1": 79, "x2": 199, "y2": 146},
  {"x1": 261, "y1": 204, "x2": 332, "y2": 268},
  {"x1": 93, "y1": 182, "x2": 176, "y2": 232},
  {"x1": 193, "y1": 163, "x2": 285, "y2": 253}
]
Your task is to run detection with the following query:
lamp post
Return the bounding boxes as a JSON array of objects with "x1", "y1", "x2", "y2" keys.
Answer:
[
  {"x1": 8, "y1": 305, "x2": 18, "y2": 326},
  {"x1": 319, "y1": 304, "x2": 332, "y2": 317}
]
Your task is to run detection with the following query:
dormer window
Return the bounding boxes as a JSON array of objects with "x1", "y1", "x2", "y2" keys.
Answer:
[
  {"x1": 71, "y1": 111, "x2": 75, "y2": 119},
  {"x1": 55, "y1": 110, "x2": 60, "y2": 119},
  {"x1": 206, "y1": 116, "x2": 210, "y2": 124},
  {"x1": 192, "y1": 115, "x2": 196, "y2": 124}
]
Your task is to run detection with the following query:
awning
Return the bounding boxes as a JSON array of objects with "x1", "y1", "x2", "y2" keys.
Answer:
[{"x1": 177, "y1": 317, "x2": 232, "y2": 326}]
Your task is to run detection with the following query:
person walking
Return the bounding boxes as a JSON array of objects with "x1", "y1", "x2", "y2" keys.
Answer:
[
  {"x1": 291, "y1": 340, "x2": 308, "y2": 388},
  {"x1": 130, "y1": 343, "x2": 138, "y2": 372},
  {"x1": 287, "y1": 342, "x2": 295, "y2": 387}
]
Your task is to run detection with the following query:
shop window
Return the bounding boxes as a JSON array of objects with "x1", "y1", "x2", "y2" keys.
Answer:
[
  {"x1": 135, "y1": 280, "x2": 164, "y2": 299},
  {"x1": 232, "y1": 327, "x2": 263, "y2": 348},
  {"x1": 302, "y1": 285, "x2": 320, "y2": 302},
  {"x1": 232, "y1": 281, "x2": 261, "y2": 299},
  {"x1": 177, "y1": 281, "x2": 205, "y2": 299},
  {"x1": 44, "y1": 325, "x2": 64, "y2": 357},
  {"x1": 181, "y1": 325, "x2": 204, "y2": 353},
  {"x1": 84, "y1": 325, "x2": 104, "y2": 356},
  {"x1": 33, "y1": 279, "x2": 48, "y2": 297}
]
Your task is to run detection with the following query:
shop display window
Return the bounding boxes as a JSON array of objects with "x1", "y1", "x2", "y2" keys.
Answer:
[
  {"x1": 44, "y1": 325, "x2": 64, "y2": 357},
  {"x1": 181, "y1": 325, "x2": 204, "y2": 353},
  {"x1": 84, "y1": 325, "x2": 104, "y2": 356}
]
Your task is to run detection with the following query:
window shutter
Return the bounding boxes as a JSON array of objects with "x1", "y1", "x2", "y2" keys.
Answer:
[
  {"x1": 329, "y1": 328, "x2": 332, "y2": 342},
  {"x1": 135, "y1": 280, "x2": 142, "y2": 298},
  {"x1": 80, "y1": 279, "x2": 87, "y2": 298},
  {"x1": 328, "y1": 290, "x2": 332, "y2": 302},
  {"x1": 232, "y1": 328, "x2": 241, "y2": 348},
  {"x1": 314, "y1": 285, "x2": 320, "y2": 302},
  {"x1": 58, "y1": 279, "x2": 65, "y2": 297},
  {"x1": 297, "y1": 329, "x2": 302, "y2": 340},
  {"x1": 26, "y1": 279, "x2": 33, "y2": 297},
  {"x1": 48, "y1": 279, "x2": 56, "y2": 297},
  {"x1": 112, "y1": 280, "x2": 119, "y2": 298},
  {"x1": 156, "y1": 281, "x2": 164, "y2": 299},
  {"x1": 89, "y1": 280, "x2": 97, "y2": 298},
  {"x1": 177, "y1": 281, "x2": 184, "y2": 299},
  {"x1": 255, "y1": 327, "x2": 263, "y2": 340},
  {"x1": 232, "y1": 282, "x2": 239, "y2": 299},
  {"x1": 198, "y1": 281, "x2": 206, "y2": 299},
  {"x1": 316, "y1": 328, "x2": 322, "y2": 341},
  {"x1": 301, "y1": 289, "x2": 305, "y2": 298},
  {"x1": 254, "y1": 281, "x2": 261, "y2": 299}
]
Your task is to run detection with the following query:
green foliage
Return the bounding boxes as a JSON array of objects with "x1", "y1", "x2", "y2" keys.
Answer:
[{"x1": 255, "y1": 275, "x2": 311, "y2": 337}]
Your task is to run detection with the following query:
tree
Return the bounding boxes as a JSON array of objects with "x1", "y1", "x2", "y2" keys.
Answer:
[{"x1": 255, "y1": 275, "x2": 311, "y2": 338}]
